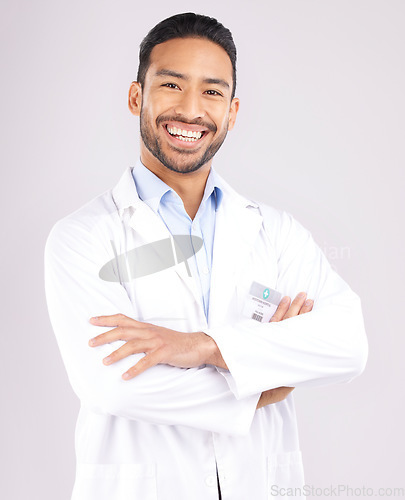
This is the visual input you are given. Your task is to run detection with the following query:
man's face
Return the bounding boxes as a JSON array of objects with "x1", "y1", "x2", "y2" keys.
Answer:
[{"x1": 129, "y1": 37, "x2": 239, "y2": 174}]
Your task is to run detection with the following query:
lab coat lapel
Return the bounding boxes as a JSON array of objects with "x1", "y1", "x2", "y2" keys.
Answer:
[
  {"x1": 126, "y1": 196, "x2": 201, "y2": 305},
  {"x1": 208, "y1": 190, "x2": 263, "y2": 327},
  {"x1": 128, "y1": 203, "x2": 170, "y2": 243}
]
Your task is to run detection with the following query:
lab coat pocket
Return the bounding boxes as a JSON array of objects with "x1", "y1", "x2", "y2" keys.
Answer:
[
  {"x1": 267, "y1": 451, "x2": 305, "y2": 499},
  {"x1": 72, "y1": 462, "x2": 157, "y2": 500}
]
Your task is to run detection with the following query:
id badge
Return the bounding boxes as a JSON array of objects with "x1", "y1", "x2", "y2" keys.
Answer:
[{"x1": 242, "y1": 281, "x2": 282, "y2": 322}]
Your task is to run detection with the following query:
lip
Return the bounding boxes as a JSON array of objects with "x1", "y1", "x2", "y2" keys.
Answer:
[{"x1": 162, "y1": 123, "x2": 209, "y2": 149}]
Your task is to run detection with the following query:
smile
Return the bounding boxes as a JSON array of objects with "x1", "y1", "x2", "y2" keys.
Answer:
[{"x1": 166, "y1": 125, "x2": 205, "y2": 142}]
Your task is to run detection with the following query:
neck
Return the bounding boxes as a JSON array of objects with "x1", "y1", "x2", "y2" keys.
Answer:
[{"x1": 140, "y1": 148, "x2": 212, "y2": 220}]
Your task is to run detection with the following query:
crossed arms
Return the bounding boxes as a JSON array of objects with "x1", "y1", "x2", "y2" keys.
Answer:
[
  {"x1": 45, "y1": 210, "x2": 367, "y2": 435},
  {"x1": 88, "y1": 293, "x2": 314, "y2": 409}
]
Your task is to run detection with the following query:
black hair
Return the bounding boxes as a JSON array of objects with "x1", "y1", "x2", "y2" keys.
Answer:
[{"x1": 137, "y1": 12, "x2": 237, "y2": 99}]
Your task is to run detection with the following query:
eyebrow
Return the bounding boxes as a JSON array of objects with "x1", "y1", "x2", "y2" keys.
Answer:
[
  {"x1": 155, "y1": 69, "x2": 186, "y2": 80},
  {"x1": 203, "y1": 78, "x2": 230, "y2": 90},
  {"x1": 154, "y1": 69, "x2": 230, "y2": 90}
]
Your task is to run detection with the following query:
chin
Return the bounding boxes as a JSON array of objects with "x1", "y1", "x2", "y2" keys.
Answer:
[{"x1": 162, "y1": 159, "x2": 207, "y2": 174}]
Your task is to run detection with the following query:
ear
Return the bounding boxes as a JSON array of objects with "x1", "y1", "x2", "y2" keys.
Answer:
[
  {"x1": 227, "y1": 97, "x2": 240, "y2": 131},
  {"x1": 128, "y1": 82, "x2": 142, "y2": 116}
]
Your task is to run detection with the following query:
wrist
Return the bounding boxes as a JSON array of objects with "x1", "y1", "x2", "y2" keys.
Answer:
[{"x1": 197, "y1": 332, "x2": 228, "y2": 370}]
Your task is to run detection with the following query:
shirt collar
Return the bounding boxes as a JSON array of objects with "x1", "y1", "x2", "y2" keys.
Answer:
[
  {"x1": 111, "y1": 165, "x2": 259, "y2": 217},
  {"x1": 132, "y1": 159, "x2": 224, "y2": 215},
  {"x1": 132, "y1": 160, "x2": 171, "y2": 213}
]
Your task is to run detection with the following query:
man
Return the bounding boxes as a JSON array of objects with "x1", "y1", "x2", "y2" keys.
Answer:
[{"x1": 44, "y1": 12, "x2": 368, "y2": 500}]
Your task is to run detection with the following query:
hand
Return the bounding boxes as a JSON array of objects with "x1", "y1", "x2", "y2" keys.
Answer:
[
  {"x1": 256, "y1": 292, "x2": 313, "y2": 409},
  {"x1": 88, "y1": 314, "x2": 223, "y2": 380},
  {"x1": 270, "y1": 291, "x2": 313, "y2": 323}
]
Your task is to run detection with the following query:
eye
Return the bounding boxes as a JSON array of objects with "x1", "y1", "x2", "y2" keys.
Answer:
[
  {"x1": 205, "y1": 90, "x2": 223, "y2": 97},
  {"x1": 162, "y1": 83, "x2": 179, "y2": 89}
]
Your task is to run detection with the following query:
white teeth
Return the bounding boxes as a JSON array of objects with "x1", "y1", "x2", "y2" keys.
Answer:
[
  {"x1": 177, "y1": 136, "x2": 196, "y2": 142},
  {"x1": 167, "y1": 125, "x2": 203, "y2": 140}
]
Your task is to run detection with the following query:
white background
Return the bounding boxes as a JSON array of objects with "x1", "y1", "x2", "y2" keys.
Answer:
[{"x1": 1, "y1": 0, "x2": 404, "y2": 498}]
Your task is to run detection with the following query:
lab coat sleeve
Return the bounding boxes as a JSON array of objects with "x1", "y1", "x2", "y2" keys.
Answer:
[
  {"x1": 44, "y1": 217, "x2": 259, "y2": 436},
  {"x1": 205, "y1": 209, "x2": 368, "y2": 399}
]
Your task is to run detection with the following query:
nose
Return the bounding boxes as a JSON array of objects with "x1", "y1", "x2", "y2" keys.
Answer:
[{"x1": 174, "y1": 89, "x2": 205, "y2": 121}]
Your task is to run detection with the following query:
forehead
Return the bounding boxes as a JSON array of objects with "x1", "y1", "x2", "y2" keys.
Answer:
[{"x1": 146, "y1": 37, "x2": 233, "y2": 85}]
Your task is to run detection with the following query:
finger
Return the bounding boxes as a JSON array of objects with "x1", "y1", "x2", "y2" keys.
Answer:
[
  {"x1": 284, "y1": 292, "x2": 307, "y2": 319},
  {"x1": 102, "y1": 340, "x2": 152, "y2": 365},
  {"x1": 89, "y1": 325, "x2": 131, "y2": 347},
  {"x1": 299, "y1": 299, "x2": 314, "y2": 315},
  {"x1": 89, "y1": 313, "x2": 138, "y2": 327},
  {"x1": 270, "y1": 296, "x2": 291, "y2": 322},
  {"x1": 122, "y1": 350, "x2": 163, "y2": 380}
]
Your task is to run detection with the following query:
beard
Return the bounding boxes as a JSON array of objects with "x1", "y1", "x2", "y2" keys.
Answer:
[{"x1": 139, "y1": 110, "x2": 228, "y2": 174}]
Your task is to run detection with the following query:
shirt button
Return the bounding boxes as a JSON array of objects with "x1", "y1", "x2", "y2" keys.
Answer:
[
  {"x1": 202, "y1": 266, "x2": 209, "y2": 275},
  {"x1": 205, "y1": 475, "x2": 217, "y2": 487}
]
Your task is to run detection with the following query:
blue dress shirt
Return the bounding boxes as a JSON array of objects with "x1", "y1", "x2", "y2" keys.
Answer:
[{"x1": 132, "y1": 160, "x2": 224, "y2": 320}]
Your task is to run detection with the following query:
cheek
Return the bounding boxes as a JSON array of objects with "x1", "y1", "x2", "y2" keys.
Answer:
[
  {"x1": 214, "y1": 111, "x2": 231, "y2": 133},
  {"x1": 141, "y1": 105, "x2": 161, "y2": 132},
  {"x1": 140, "y1": 92, "x2": 164, "y2": 120},
  {"x1": 149, "y1": 91, "x2": 179, "y2": 114}
]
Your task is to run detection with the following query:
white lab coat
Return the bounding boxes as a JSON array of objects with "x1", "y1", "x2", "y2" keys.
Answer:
[{"x1": 44, "y1": 166, "x2": 368, "y2": 500}]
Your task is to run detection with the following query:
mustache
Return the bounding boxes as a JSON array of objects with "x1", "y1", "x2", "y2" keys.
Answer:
[{"x1": 156, "y1": 114, "x2": 217, "y2": 133}]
